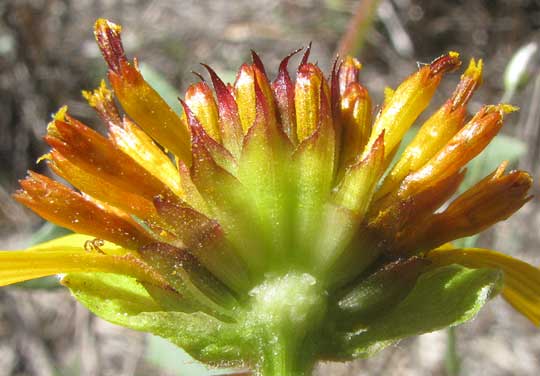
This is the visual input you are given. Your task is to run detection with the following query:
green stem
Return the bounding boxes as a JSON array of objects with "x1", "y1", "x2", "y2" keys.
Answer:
[
  {"x1": 444, "y1": 326, "x2": 460, "y2": 376},
  {"x1": 245, "y1": 273, "x2": 327, "y2": 376},
  {"x1": 259, "y1": 330, "x2": 314, "y2": 376}
]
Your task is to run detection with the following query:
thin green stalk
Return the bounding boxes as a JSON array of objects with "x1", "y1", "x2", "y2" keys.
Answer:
[{"x1": 444, "y1": 326, "x2": 460, "y2": 376}]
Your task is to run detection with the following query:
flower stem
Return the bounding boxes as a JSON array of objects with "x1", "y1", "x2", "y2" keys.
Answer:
[
  {"x1": 444, "y1": 327, "x2": 460, "y2": 376},
  {"x1": 259, "y1": 329, "x2": 315, "y2": 376},
  {"x1": 245, "y1": 273, "x2": 327, "y2": 376}
]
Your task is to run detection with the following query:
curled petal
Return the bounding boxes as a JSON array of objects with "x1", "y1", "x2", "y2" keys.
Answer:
[
  {"x1": 49, "y1": 151, "x2": 158, "y2": 221},
  {"x1": 94, "y1": 19, "x2": 127, "y2": 74},
  {"x1": 109, "y1": 117, "x2": 184, "y2": 198},
  {"x1": 428, "y1": 247, "x2": 540, "y2": 326},
  {"x1": 84, "y1": 83, "x2": 183, "y2": 199},
  {"x1": 451, "y1": 58, "x2": 483, "y2": 110}
]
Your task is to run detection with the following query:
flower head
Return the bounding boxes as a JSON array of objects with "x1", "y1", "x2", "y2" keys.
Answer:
[{"x1": 2, "y1": 19, "x2": 539, "y2": 375}]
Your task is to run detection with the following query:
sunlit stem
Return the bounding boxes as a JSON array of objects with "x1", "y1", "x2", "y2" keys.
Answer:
[{"x1": 245, "y1": 273, "x2": 328, "y2": 375}]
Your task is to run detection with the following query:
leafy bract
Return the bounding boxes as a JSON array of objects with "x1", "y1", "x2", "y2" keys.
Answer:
[
  {"x1": 335, "y1": 264, "x2": 502, "y2": 358},
  {"x1": 63, "y1": 272, "x2": 243, "y2": 363}
]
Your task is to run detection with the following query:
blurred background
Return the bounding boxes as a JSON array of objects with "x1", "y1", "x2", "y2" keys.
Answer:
[{"x1": 1, "y1": 0, "x2": 540, "y2": 375}]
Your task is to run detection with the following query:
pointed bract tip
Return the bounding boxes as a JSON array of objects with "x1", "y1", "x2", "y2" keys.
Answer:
[
  {"x1": 191, "y1": 71, "x2": 206, "y2": 82},
  {"x1": 300, "y1": 42, "x2": 312, "y2": 67},
  {"x1": 251, "y1": 50, "x2": 267, "y2": 76},
  {"x1": 201, "y1": 63, "x2": 225, "y2": 86},
  {"x1": 178, "y1": 98, "x2": 202, "y2": 133},
  {"x1": 277, "y1": 47, "x2": 303, "y2": 75}
]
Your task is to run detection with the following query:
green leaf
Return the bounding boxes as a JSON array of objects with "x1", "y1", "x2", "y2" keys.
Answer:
[
  {"x1": 339, "y1": 264, "x2": 502, "y2": 358},
  {"x1": 63, "y1": 272, "x2": 243, "y2": 363}
]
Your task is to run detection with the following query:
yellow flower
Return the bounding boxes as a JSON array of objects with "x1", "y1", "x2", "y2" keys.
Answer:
[{"x1": 1, "y1": 18, "x2": 539, "y2": 375}]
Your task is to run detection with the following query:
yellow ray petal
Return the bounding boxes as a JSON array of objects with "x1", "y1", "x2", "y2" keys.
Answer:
[
  {"x1": 427, "y1": 247, "x2": 540, "y2": 326},
  {"x1": 0, "y1": 234, "x2": 167, "y2": 288}
]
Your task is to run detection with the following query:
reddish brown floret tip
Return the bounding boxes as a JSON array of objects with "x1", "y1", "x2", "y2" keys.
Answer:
[
  {"x1": 331, "y1": 58, "x2": 342, "y2": 115},
  {"x1": 94, "y1": 18, "x2": 127, "y2": 74},
  {"x1": 201, "y1": 64, "x2": 229, "y2": 95},
  {"x1": 429, "y1": 51, "x2": 462, "y2": 77},
  {"x1": 201, "y1": 63, "x2": 241, "y2": 124},
  {"x1": 191, "y1": 70, "x2": 206, "y2": 82},
  {"x1": 300, "y1": 42, "x2": 312, "y2": 67},
  {"x1": 251, "y1": 50, "x2": 267, "y2": 76},
  {"x1": 277, "y1": 48, "x2": 302, "y2": 75}
]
